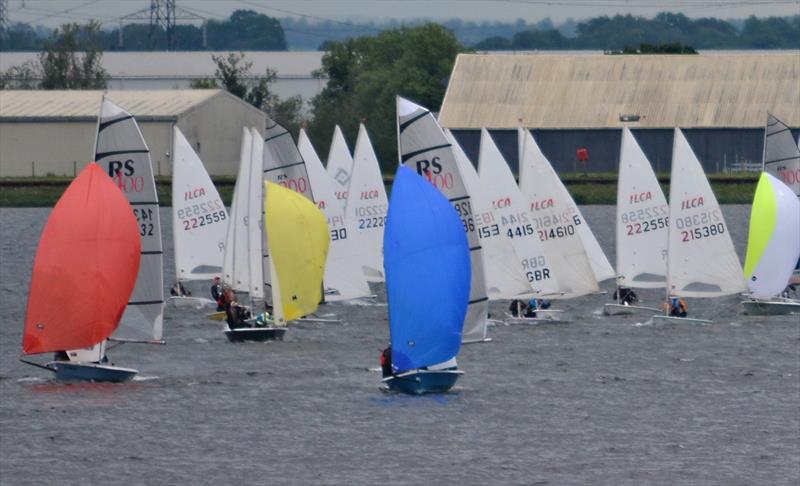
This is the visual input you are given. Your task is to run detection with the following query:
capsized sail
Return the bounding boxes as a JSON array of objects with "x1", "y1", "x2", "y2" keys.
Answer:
[
  {"x1": 396, "y1": 96, "x2": 489, "y2": 344},
  {"x1": 222, "y1": 127, "x2": 253, "y2": 293},
  {"x1": 298, "y1": 129, "x2": 371, "y2": 300},
  {"x1": 326, "y1": 125, "x2": 355, "y2": 211},
  {"x1": 94, "y1": 97, "x2": 164, "y2": 341},
  {"x1": 385, "y1": 166, "x2": 470, "y2": 373},
  {"x1": 518, "y1": 129, "x2": 599, "y2": 298},
  {"x1": 743, "y1": 172, "x2": 800, "y2": 299},
  {"x1": 667, "y1": 129, "x2": 745, "y2": 297},
  {"x1": 172, "y1": 126, "x2": 228, "y2": 281},
  {"x1": 477, "y1": 128, "x2": 560, "y2": 297},
  {"x1": 264, "y1": 181, "x2": 330, "y2": 323},
  {"x1": 615, "y1": 128, "x2": 669, "y2": 288},
  {"x1": 347, "y1": 124, "x2": 389, "y2": 282},
  {"x1": 764, "y1": 114, "x2": 800, "y2": 197},
  {"x1": 23, "y1": 163, "x2": 141, "y2": 354}
]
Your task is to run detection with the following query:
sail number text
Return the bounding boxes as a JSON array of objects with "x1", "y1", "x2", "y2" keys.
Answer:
[
  {"x1": 626, "y1": 217, "x2": 668, "y2": 236},
  {"x1": 176, "y1": 199, "x2": 226, "y2": 231}
]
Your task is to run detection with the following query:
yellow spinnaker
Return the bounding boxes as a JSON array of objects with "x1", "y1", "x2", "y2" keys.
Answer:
[
  {"x1": 264, "y1": 181, "x2": 330, "y2": 321},
  {"x1": 743, "y1": 172, "x2": 777, "y2": 279}
]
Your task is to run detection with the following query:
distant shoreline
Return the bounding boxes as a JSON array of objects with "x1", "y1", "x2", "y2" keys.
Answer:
[{"x1": 0, "y1": 173, "x2": 758, "y2": 207}]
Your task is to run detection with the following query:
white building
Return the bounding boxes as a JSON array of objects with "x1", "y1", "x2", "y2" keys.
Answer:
[
  {"x1": 0, "y1": 51, "x2": 325, "y2": 104},
  {"x1": 0, "y1": 89, "x2": 266, "y2": 177}
]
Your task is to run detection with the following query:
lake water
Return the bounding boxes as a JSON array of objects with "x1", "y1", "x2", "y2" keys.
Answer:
[{"x1": 1, "y1": 206, "x2": 797, "y2": 485}]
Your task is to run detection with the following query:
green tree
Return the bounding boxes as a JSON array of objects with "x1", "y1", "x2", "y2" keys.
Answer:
[
  {"x1": 308, "y1": 24, "x2": 466, "y2": 171},
  {"x1": 39, "y1": 21, "x2": 108, "y2": 89},
  {"x1": 193, "y1": 52, "x2": 304, "y2": 135}
]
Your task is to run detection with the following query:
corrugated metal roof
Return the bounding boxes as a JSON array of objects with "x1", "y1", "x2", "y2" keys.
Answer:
[
  {"x1": 439, "y1": 52, "x2": 800, "y2": 129},
  {"x1": 0, "y1": 89, "x2": 222, "y2": 119},
  {"x1": 0, "y1": 51, "x2": 322, "y2": 79}
]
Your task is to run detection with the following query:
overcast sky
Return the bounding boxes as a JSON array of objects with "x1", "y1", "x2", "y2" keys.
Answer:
[{"x1": 7, "y1": 0, "x2": 800, "y2": 28}]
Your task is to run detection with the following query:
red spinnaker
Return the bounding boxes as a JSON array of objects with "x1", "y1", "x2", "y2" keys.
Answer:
[{"x1": 23, "y1": 163, "x2": 141, "y2": 355}]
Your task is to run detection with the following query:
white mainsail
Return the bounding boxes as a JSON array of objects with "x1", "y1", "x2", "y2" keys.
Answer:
[
  {"x1": 518, "y1": 129, "x2": 599, "y2": 298},
  {"x1": 171, "y1": 126, "x2": 228, "y2": 282},
  {"x1": 326, "y1": 125, "x2": 354, "y2": 211},
  {"x1": 666, "y1": 129, "x2": 745, "y2": 298},
  {"x1": 94, "y1": 97, "x2": 164, "y2": 342},
  {"x1": 347, "y1": 124, "x2": 389, "y2": 282},
  {"x1": 247, "y1": 127, "x2": 265, "y2": 301},
  {"x1": 764, "y1": 113, "x2": 800, "y2": 197},
  {"x1": 222, "y1": 127, "x2": 253, "y2": 293},
  {"x1": 615, "y1": 128, "x2": 669, "y2": 288},
  {"x1": 397, "y1": 96, "x2": 489, "y2": 343},
  {"x1": 475, "y1": 129, "x2": 560, "y2": 298},
  {"x1": 298, "y1": 129, "x2": 371, "y2": 300}
]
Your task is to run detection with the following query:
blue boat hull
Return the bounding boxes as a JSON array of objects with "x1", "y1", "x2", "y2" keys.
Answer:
[
  {"x1": 47, "y1": 361, "x2": 138, "y2": 382},
  {"x1": 384, "y1": 369, "x2": 462, "y2": 395},
  {"x1": 224, "y1": 327, "x2": 286, "y2": 342}
]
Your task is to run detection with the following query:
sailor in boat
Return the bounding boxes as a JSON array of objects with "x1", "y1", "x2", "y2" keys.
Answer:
[
  {"x1": 223, "y1": 288, "x2": 251, "y2": 329},
  {"x1": 509, "y1": 299, "x2": 526, "y2": 318},
  {"x1": 210, "y1": 277, "x2": 224, "y2": 311},
  {"x1": 253, "y1": 304, "x2": 275, "y2": 327},
  {"x1": 379, "y1": 346, "x2": 393, "y2": 378},
  {"x1": 170, "y1": 281, "x2": 191, "y2": 297},
  {"x1": 663, "y1": 297, "x2": 688, "y2": 318},
  {"x1": 613, "y1": 287, "x2": 639, "y2": 306}
]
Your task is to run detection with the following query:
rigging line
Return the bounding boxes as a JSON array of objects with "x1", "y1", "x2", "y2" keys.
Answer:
[{"x1": 21, "y1": 0, "x2": 103, "y2": 24}]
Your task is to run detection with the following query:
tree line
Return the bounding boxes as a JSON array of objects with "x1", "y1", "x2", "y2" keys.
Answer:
[
  {"x1": 474, "y1": 13, "x2": 799, "y2": 50},
  {"x1": 1, "y1": 11, "x2": 798, "y2": 52}
]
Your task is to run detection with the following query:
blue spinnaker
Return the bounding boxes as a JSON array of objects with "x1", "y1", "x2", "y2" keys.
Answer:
[{"x1": 384, "y1": 166, "x2": 471, "y2": 372}]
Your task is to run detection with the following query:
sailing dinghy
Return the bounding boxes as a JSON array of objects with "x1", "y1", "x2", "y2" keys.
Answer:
[
  {"x1": 170, "y1": 126, "x2": 228, "y2": 309},
  {"x1": 741, "y1": 114, "x2": 800, "y2": 315},
  {"x1": 397, "y1": 96, "x2": 490, "y2": 343},
  {"x1": 604, "y1": 128, "x2": 668, "y2": 316},
  {"x1": 225, "y1": 180, "x2": 330, "y2": 341},
  {"x1": 326, "y1": 125, "x2": 354, "y2": 212},
  {"x1": 382, "y1": 166, "x2": 469, "y2": 395},
  {"x1": 94, "y1": 97, "x2": 165, "y2": 347},
  {"x1": 654, "y1": 129, "x2": 745, "y2": 324},
  {"x1": 21, "y1": 163, "x2": 141, "y2": 382},
  {"x1": 297, "y1": 129, "x2": 372, "y2": 301},
  {"x1": 517, "y1": 129, "x2": 610, "y2": 322},
  {"x1": 473, "y1": 129, "x2": 567, "y2": 324},
  {"x1": 347, "y1": 124, "x2": 389, "y2": 282}
]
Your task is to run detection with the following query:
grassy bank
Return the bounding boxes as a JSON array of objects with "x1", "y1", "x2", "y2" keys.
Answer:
[{"x1": 0, "y1": 173, "x2": 758, "y2": 207}]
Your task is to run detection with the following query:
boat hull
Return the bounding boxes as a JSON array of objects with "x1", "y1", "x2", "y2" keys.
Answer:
[
  {"x1": 47, "y1": 361, "x2": 138, "y2": 382},
  {"x1": 224, "y1": 327, "x2": 286, "y2": 342},
  {"x1": 169, "y1": 296, "x2": 215, "y2": 309},
  {"x1": 603, "y1": 304, "x2": 662, "y2": 316},
  {"x1": 384, "y1": 369, "x2": 462, "y2": 395},
  {"x1": 652, "y1": 315, "x2": 713, "y2": 325},
  {"x1": 741, "y1": 300, "x2": 800, "y2": 316},
  {"x1": 504, "y1": 310, "x2": 567, "y2": 324}
]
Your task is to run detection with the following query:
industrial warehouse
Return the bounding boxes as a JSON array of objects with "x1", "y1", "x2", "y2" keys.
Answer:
[
  {"x1": 442, "y1": 51, "x2": 800, "y2": 173},
  {"x1": 0, "y1": 89, "x2": 265, "y2": 177}
]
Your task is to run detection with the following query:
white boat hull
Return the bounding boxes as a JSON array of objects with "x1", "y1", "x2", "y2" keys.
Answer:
[
  {"x1": 603, "y1": 303, "x2": 662, "y2": 316},
  {"x1": 169, "y1": 296, "x2": 215, "y2": 309},
  {"x1": 504, "y1": 310, "x2": 567, "y2": 324},
  {"x1": 741, "y1": 300, "x2": 800, "y2": 316},
  {"x1": 652, "y1": 315, "x2": 713, "y2": 325}
]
